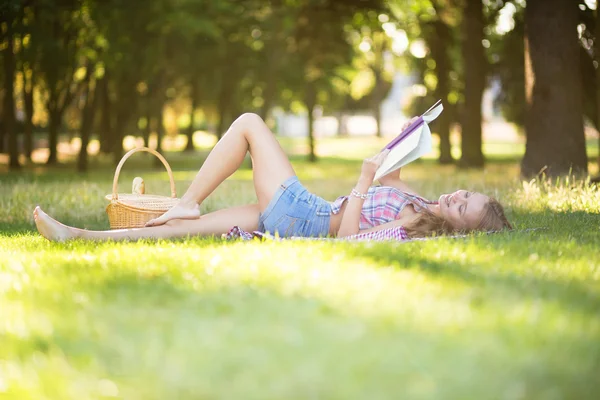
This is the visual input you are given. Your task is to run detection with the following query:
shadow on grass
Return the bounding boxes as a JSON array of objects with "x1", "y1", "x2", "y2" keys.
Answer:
[
  {"x1": 348, "y1": 228, "x2": 600, "y2": 318},
  {"x1": 2, "y1": 267, "x2": 598, "y2": 398}
]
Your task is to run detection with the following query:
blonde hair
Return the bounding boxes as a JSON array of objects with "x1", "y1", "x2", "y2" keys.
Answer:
[
  {"x1": 476, "y1": 197, "x2": 513, "y2": 231},
  {"x1": 403, "y1": 197, "x2": 512, "y2": 238}
]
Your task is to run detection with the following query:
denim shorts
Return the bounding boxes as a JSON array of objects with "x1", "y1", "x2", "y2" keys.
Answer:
[{"x1": 258, "y1": 176, "x2": 332, "y2": 238}]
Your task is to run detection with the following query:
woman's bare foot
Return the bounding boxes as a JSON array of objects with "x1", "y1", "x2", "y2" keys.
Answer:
[
  {"x1": 33, "y1": 206, "x2": 78, "y2": 242},
  {"x1": 145, "y1": 202, "x2": 201, "y2": 227}
]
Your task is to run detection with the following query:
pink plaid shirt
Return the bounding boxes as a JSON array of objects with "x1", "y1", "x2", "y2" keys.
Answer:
[
  {"x1": 330, "y1": 186, "x2": 436, "y2": 230},
  {"x1": 224, "y1": 187, "x2": 437, "y2": 242}
]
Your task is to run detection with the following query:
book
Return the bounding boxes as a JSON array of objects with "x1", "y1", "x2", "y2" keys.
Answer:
[{"x1": 374, "y1": 100, "x2": 444, "y2": 181}]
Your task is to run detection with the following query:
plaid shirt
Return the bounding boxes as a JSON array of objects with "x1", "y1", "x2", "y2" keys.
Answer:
[
  {"x1": 224, "y1": 187, "x2": 436, "y2": 242},
  {"x1": 330, "y1": 186, "x2": 436, "y2": 230}
]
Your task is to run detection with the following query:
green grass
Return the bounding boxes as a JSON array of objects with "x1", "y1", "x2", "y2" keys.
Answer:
[{"x1": 1, "y1": 140, "x2": 600, "y2": 399}]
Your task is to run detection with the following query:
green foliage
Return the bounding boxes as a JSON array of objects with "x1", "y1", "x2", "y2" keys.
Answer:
[{"x1": 1, "y1": 147, "x2": 599, "y2": 398}]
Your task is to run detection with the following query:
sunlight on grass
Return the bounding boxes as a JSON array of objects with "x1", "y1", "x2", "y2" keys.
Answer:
[{"x1": 1, "y1": 152, "x2": 599, "y2": 399}]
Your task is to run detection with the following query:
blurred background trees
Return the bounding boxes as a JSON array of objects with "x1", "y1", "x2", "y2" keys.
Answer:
[{"x1": 0, "y1": 0, "x2": 597, "y2": 177}]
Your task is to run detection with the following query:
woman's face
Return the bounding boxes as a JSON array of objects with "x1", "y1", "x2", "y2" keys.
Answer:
[{"x1": 438, "y1": 190, "x2": 489, "y2": 230}]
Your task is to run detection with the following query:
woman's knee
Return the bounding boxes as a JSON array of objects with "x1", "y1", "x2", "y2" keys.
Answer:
[{"x1": 233, "y1": 113, "x2": 264, "y2": 129}]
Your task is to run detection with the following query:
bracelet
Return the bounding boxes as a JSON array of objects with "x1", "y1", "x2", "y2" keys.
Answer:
[{"x1": 350, "y1": 188, "x2": 370, "y2": 200}]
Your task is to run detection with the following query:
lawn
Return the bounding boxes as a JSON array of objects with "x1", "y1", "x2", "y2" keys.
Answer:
[{"x1": 1, "y1": 137, "x2": 599, "y2": 399}]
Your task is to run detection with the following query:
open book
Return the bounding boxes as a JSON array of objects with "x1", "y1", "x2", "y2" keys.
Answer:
[{"x1": 374, "y1": 100, "x2": 444, "y2": 181}]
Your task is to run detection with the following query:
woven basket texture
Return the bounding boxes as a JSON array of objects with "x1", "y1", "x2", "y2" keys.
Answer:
[{"x1": 106, "y1": 147, "x2": 178, "y2": 229}]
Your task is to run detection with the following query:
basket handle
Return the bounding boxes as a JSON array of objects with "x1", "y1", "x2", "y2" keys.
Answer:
[{"x1": 112, "y1": 147, "x2": 177, "y2": 201}]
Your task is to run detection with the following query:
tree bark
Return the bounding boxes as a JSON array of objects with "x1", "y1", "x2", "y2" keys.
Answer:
[
  {"x1": 77, "y1": 65, "x2": 98, "y2": 172},
  {"x1": 305, "y1": 82, "x2": 317, "y2": 163},
  {"x1": 216, "y1": 75, "x2": 233, "y2": 140},
  {"x1": 2, "y1": 16, "x2": 20, "y2": 170},
  {"x1": 371, "y1": 67, "x2": 386, "y2": 138},
  {"x1": 459, "y1": 0, "x2": 485, "y2": 168},
  {"x1": 259, "y1": 73, "x2": 277, "y2": 121},
  {"x1": 110, "y1": 80, "x2": 137, "y2": 164},
  {"x1": 373, "y1": 101, "x2": 382, "y2": 138},
  {"x1": 185, "y1": 79, "x2": 198, "y2": 151},
  {"x1": 521, "y1": 0, "x2": 587, "y2": 176},
  {"x1": 46, "y1": 109, "x2": 60, "y2": 165},
  {"x1": 429, "y1": 19, "x2": 454, "y2": 164},
  {"x1": 143, "y1": 114, "x2": 152, "y2": 148},
  {"x1": 45, "y1": 76, "x2": 63, "y2": 165},
  {"x1": 154, "y1": 105, "x2": 165, "y2": 167},
  {"x1": 0, "y1": 106, "x2": 4, "y2": 154},
  {"x1": 259, "y1": 45, "x2": 279, "y2": 121},
  {"x1": 112, "y1": 107, "x2": 129, "y2": 165},
  {"x1": 596, "y1": 6, "x2": 600, "y2": 171},
  {"x1": 22, "y1": 66, "x2": 34, "y2": 161},
  {"x1": 98, "y1": 74, "x2": 113, "y2": 154}
]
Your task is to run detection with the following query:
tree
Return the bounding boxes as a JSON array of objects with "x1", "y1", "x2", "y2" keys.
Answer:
[
  {"x1": 389, "y1": 0, "x2": 459, "y2": 164},
  {"x1": 77, "y1": 62, "x2": 98, "y2": 172},
  {"x1": 291, "y1": 0, "x2": 384, "y2": 162},
  {"x1": 349, "y1": 12, "x2": 395, "y2": 138},
  {"x1": 493, "y1": 4, "x2": 526, "y2": 129},
  {"x1": 35, "y1": 0, "x2": 86, "y2": 165},
  {"x1": 459, "y1": 0, "x2": 485, "y2": 168},
  {"x1": 17, "y1": 2, "x2": 37, "y2": 161},
  {"x1": 521, "y1": 0, "x2": 587, "y2": 176},
  {"x1": 425, "y1": 5, "x2": 454, "y2": 164},
  {"x1": 594, "y1": 0, "x2": 600, "y2": 173},
  {"x1": 1, "y1": 0, "x2": 21, "y2": 170}
]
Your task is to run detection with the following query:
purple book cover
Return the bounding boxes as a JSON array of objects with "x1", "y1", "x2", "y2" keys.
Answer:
[{"x1": 383, "y1": 100, "x2": 441, "y2": 151}]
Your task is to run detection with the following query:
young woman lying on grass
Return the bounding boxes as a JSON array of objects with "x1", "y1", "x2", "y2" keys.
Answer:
[{"x1": 34, "y1": 113, "x2": 512, "y2": 242}]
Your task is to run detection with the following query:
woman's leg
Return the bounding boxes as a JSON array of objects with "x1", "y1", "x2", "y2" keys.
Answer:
[
  {"x1": 34, "y1": 205, "x2": 260, "y2": 242},
  {"x1": 146, "y1": 113, "x2": 296, "y2": 226}
]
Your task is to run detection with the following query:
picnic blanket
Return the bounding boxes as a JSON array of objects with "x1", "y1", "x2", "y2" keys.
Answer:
[
  {"x1": 223, "y1": 226, "x2": 546, "y2": 243},
  {"x1": 224, "y1": 225, "x2": 408, "y2": 241}
]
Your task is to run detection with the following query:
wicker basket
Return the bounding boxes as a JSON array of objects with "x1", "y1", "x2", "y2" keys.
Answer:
[{"x1": 106, "y1": 147, "x2": 179, "y2": 229}]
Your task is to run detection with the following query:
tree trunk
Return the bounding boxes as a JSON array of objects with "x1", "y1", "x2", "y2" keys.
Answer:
[
  {"x1": 98, "y1": 74, "x2": 113, "y2": 154},
  {"x1": 521, "y1": 0, "x2": 587, "y2": 176},
  {"x1": 371, "y1": 68, "x2": 384, "y2": 138},
  {"x1": 110, "y1": 82, "x2": 136, "y2": 164},
  {"x1": 112, "y1": 108, "x2": 129, "y2": 165},
  {"x1": 143, "y1": 114, "x2": 152, "y2": 148},
  {"x1": 216, "y1": 55, "x2": 242, "y2": 139},
  {"x1": 216, "y1": 78, "x2": 232, "y2": 140},
  {"x1": 77, "y1": 66, "x2": 98, "y2": 172},
  {"x1": 335, "y1": 112, "x2": 349, "y2": 136},
  {"x1": 46, "y1": 110, "x2": 60, "y2": 165},
  {"x1": 259, "y1": 16, "x2": 282, "y2": 121},
  {"x1": 2, "y1": 18, "x2": 20, "y2": 170},
  {"x1": 185, "y1": 81, "x2": 197, "y2": 151},
  {"x1": 154, "y1": 106, "x2": 165, "y2": 167},
  {"x1": 46, "y1": 80, "x2": 61, "y2": 165},
  {"x1": 596, "y1": 6, "x2": 600, "y2": 172},
  {"x1": 430, "y1": 19, "x2": 454, "y2": 164},
  {"x1": 305, "y1": 82, "x2": 317, "y2": 163},
  {"x1": 259, "y1": 49, "x2": 279, "y2": 120},
  {"x1": 0, "y1": 107, "x2": 4, "y2": 154},
  {"x1": 373, "y1": 103, "x2": 382, "y2": 138},
  {"x1": 22, "y1": 64, "x2": 34, "y2": 161},
  {"x1": 259, "y1": 75, "x2": 277, "y2": 121},
  {"x1": 459, "y1": 0, "x2": 485, "y2": 168}
]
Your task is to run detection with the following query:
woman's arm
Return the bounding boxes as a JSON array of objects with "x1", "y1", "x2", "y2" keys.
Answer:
[
  {"x1": 378, "y1": 168, "x2": 401, "y2": 186},
  {"x1": 341, "y1": 218, "x2": 406, "y2": 236},
  {"x1": 379, "y1": 176, "x2": 420, "y2": 196},
  {"x1": 337, "y1": 150, "x2": 389, "y2": 237}
]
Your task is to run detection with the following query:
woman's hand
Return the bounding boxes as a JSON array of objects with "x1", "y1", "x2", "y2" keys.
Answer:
[
  {"x1": 377, "y1": 116, "x2": 419, "y2": 184},
  {"x1": 401, "y1": 116, "x2": 419, "y2": 132},
  {"x1": 360, "y1": 149, "x2": 390, "y2": 184}
]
